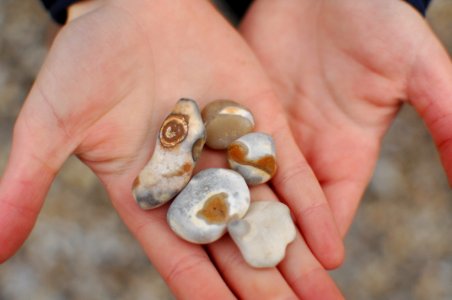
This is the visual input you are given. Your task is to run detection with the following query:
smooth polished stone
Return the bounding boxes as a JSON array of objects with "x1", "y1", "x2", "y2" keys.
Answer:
[
  {"x1": 228, "y1": 201, "x2": 296, "y2": 268},
  {"x1": 167, "y1": 168, "x2": 250, "y2": 244},
  {"x1": 202, "y1": 99, "x2": 254, "y2": 150},
  {"x1": 228, "y1": 132, "x2": 277, "y2": 185}
]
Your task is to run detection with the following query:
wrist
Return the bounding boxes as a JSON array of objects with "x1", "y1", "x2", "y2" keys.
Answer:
[{"x1": 104, "y1": 0, "x2": 216, "y2": 33}]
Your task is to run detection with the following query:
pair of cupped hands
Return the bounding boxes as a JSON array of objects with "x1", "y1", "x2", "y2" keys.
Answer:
[{"x1": 1, "y1": 0, "x2": 452, "y2": 298}]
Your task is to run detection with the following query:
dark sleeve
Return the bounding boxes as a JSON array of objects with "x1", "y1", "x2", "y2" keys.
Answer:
[
  {"x1": 224, "y1": 0, "x2": 432, "y2": 19},
  {"x1": 406, "y1": 0, "x2": 432, "y2": 15},
  {"x1": 41, "y1": 0, "x2": 432, "y2": 25},
  {"x1": 40, "y1": 0, "x2": 80, "y2": 24},
  {"x1": 224, "y1": 1, "x2": 252, "y2": 20}
]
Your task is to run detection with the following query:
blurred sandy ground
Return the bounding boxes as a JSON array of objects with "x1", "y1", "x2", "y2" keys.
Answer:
[{"x1": 0, "y1": 0, "x2": 451, "y2": 299}]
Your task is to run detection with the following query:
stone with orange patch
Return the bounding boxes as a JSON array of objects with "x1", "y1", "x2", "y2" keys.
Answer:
[
  {"x1": 167, "y1": 168, "x2": 250, "y2": 244},
  {"x1": 197, "y1": 193, "x2": 229, "y2": 224},
  {"x1": 228, "y1": 132, "x2": 277, "y2": 185}
]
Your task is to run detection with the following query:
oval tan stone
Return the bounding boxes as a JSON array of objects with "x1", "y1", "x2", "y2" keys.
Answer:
[{"x1": 202, "y1": 100, "x2": 254, "y2": 150}]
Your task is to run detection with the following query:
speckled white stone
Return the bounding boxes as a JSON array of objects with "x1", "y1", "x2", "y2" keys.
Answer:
[
  {"x1": 228, "y1": 132, "x2": 277, "y2": 185},
  {"x1": 133, "y1": 99, "x2": 205, "y2": 209},
  {"x1": 228, "y1": 201, "x2": 296, "y2": 268},
  {"x1": 167, "y1": 168, "x2": 250, "y2": 244}
]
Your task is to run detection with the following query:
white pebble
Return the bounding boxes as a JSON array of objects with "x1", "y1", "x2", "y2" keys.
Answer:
[
  {"x1": 228, "y1": 201, "x2": 296, "y2": 268},
  {"x1": 167, "y1": 168, "x2": 250, "y2": 244}
]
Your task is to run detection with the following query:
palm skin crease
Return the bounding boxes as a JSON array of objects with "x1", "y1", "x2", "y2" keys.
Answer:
[
  {"x1": 0, "y1": 0, "x2": 346, "y2": 299},
  {"x1": 241, "y1": 0, "x2": 452, "y2": 236}
]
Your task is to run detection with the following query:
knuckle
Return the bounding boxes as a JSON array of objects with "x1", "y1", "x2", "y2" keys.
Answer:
[
  {"x1": 297, "y1": 202, "x2": 329, "y2": 220},
  {"x1": 287, "y1": 266, "x2": 323, "y2": 291},
  {"x1": 220, "y1": 249, "x2": 246, "y2": 269},
  {"x1": 274, "y1": 162, "x2": 312, "y2": 188},
  {"x1": 164, "y1": 252, "x2": 210, "y2": 287}
]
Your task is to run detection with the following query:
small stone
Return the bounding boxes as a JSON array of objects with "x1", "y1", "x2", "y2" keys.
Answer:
[
  {"x1": 227, "y1": 132, "x2": 277, "y2": 185},
  {"x1": 202, "y1": 100, "x2": 254, "y2": 149},
  {"x1": 167, "y1": 168, "x2": 250, "y2": 244},
  {"x1": 133, "y1": 99, "x2": 206, "y2": 209},
  {"x1": 228, "y1": 201, "x2": 296, "y2": 268}
]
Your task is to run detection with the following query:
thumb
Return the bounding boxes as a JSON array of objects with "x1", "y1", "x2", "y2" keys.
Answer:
[
  {"x1": 408, "y1": 31, "x2": 452, "y2": 185},
  {"x1": 0, "y1": 85, "x2": 73, "y2": 262}
]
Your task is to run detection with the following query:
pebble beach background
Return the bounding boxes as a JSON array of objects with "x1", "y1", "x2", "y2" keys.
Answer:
[{"x1": 0, "y1": 0, "x2": 451, "y2": 299}]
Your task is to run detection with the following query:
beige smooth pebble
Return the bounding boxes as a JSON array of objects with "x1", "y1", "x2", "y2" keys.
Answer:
[
  {"x1": 228, "y1": 201, "x2": 296, "y2": 268},
  {"x1": 202, "y1": 100, "x2": 254, "y2": 150}
]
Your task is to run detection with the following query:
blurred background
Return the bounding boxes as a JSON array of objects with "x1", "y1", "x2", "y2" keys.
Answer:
[{"x1": 0, "y1": 0, "x2": 451, "y2": 299}]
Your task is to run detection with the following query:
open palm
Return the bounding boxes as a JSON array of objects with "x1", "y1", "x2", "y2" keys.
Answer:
[
  {"x1": 241, "y1": 0, "x2": 452, "y2": 235},
  {"x1": 0, "y1": 0, "x2": 346, "y2": 298}
]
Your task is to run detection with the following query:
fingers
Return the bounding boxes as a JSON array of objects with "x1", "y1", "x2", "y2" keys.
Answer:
[
  {"x1": 110, "y1": 150, "x2": 343, "y2": 299},
  {"x1": 208, "y1": 187, "x2": 297, "y2": 300},
  {"x1": 0, "y1": 88, "x2": 73, "y2": 262},
  {"x1": 271, "y1": 132, "x2": 344, "y2": 269},
  {"x1": 208, "y1": 237, "x2": 297, "y2": 300},
  {"x1": 208, "y1": 184, "x2": 343, "y2": 300},
  {"x1": 279, "y1": 231, "x2": 344, "y2": 300},
  {"x1": 407, "y1": 33, "x2": 452, "y2": 186},
  {"x1": 305, "y1": 135, "x2": 380, "y2": 238},
  {"x1": 247, "y1": 97, "x2": 344, "y2": 270},
  {"x1": 322, "y1": 179, "x2": 367, "y2": 238},
  {"x1": 251, "y1": 181, "x2": 344, "y2": 300},
  {"x1": 107, "y1": 178, "x2": 236, "y2": 300}
]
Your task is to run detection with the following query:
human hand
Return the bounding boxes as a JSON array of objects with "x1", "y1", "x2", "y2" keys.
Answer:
[
  {"x1": 240, "y1": 0, "x2": 452, "y2": 236},
  {"x1": 0, "y1": 0, "x2": 344, "y2": 298}
]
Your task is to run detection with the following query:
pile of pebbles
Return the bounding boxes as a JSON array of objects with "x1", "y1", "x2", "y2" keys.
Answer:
[{"x1": 132, "y1": 98, "x2": 295, "y2": 268}]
